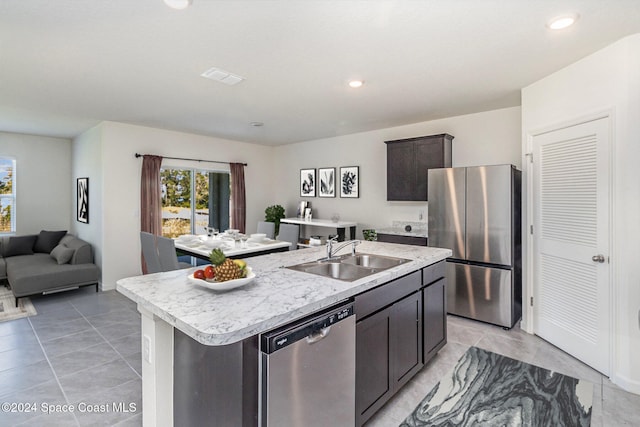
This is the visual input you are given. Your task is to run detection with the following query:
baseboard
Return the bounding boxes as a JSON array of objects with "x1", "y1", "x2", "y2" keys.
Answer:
[{"x1": 610, "y1": 372, "x2": 640, "y2": 396}]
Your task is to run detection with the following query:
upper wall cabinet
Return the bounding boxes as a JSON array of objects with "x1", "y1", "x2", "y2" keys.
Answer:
[{"x1": 385, "y1": 134, "x2": 453, "y2": 201}]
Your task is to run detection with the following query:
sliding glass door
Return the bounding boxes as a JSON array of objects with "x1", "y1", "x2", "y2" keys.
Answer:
[{"x1": 161, "y1": 167, "x2": 230, "y2": 238}]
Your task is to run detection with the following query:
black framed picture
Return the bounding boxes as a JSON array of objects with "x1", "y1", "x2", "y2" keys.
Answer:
[
  {"x1": 318, "y1": 167, "x2": 336, "y2": 198},
  {"x1": 77, "y1": 177, "x2": 89, "y2": 223},
  {"x1": 300, "y1": 168, "x2": 316, "y2": 197},
  {"x1": 340, "y1": 166, "x2": 359, "y2": 198}
]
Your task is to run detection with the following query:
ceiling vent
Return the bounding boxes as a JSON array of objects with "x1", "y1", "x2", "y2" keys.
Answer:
[{"x1": 200, "y1": 67, "x2": 245, "y2": 86}]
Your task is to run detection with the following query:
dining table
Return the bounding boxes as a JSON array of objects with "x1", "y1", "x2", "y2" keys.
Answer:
[{"x1": 174, "y1": 234, "x2": 291, "y2": 262}]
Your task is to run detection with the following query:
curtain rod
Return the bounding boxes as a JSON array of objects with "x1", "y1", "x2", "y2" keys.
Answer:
[{"x1": 134, "y1": 153, "x2": 247, "y2": 166}]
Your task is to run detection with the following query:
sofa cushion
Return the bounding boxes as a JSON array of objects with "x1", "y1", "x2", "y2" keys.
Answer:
[
  {"x1": 50, "y1": 244, "x2": 74, "y2": 265},
  {"x1": 6, "y1": 254, "x2": 99, "y2": 298},
  {"x1": 4, "y1": 235, "x2": 37, "y2": 257},
  {"x1": 34, "y1": 230, "x2": 67, "y2": 254}
]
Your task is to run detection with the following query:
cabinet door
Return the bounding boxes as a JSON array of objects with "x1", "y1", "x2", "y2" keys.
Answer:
[
  {"x1": 423, "y1": 278, "x2": 447, "y2": 364},
  {"x1": 386, "y1": 141, "x2": 415, "y2": 201},
  {"x1": 356, "y1": 307, "x2": 392, "y2": 426},
  {"x1": 391, "y1": 291, "x2": 423, "y2": 390}
]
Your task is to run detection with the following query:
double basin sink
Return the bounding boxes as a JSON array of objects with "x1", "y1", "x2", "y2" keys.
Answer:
[{"x1": 287, "y1": 253, "x2": 411, "y2": 281}]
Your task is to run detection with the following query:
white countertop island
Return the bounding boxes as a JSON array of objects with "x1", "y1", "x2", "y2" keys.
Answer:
[
  {"x1": 116, "y1": 241, "x2": 451, "y2": 427},
  {"x1": 117, "y1": 241, "x2": 450, "y2": 346}
]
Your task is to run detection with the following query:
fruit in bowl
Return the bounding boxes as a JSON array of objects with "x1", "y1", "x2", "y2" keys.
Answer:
[{"x1": 209, "y1": 249, "x2": 247, "y2": 282}]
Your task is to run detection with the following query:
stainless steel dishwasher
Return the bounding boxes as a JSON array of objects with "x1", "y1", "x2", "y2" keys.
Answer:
[{"x1": 260, "y1": 301, "x2": 355, "y2": 427}]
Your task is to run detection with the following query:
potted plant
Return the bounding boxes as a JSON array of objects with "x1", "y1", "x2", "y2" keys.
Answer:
[{"x1": 265, "y1": 205, "x2": 285, "y2": 236}]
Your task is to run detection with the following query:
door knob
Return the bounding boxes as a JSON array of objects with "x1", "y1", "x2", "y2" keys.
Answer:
[{"x1": 592, "y1": 254, "x2": 606, "y2": 263}]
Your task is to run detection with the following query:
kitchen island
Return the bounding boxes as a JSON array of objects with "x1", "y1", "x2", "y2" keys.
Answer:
[{"x1": 116, "y1": 241, "x2": 451, "y2": 427}]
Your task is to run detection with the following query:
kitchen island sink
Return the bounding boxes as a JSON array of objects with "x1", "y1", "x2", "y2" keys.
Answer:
[{"x1": 286, "y1": 253, "x2": 411, "y2": 281}]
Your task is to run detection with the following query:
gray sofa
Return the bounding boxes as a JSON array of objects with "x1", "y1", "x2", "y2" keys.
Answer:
[{"x1": 0, "y1": 231, "x2": 100, "y2": 306}]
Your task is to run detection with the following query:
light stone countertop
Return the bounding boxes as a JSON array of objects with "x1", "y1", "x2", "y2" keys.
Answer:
[
  {"x1": 376, "y1": 221, "x2": 428, "y2": 238},
  {"x1": 116, "y1": 241, "x2": 450, "y2": 346}
]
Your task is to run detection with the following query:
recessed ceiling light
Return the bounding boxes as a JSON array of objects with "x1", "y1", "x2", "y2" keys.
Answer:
[
  {"x1": 348, "y1": 80, "x2": 364, "y2": 88},
  {"x1": 250, "y1": 122, "x2": 264, "y2": 127},
  {"x1": 164, "y1": 0, "x2": 192, "y2": 10},
  {"x1": 547, "y1": 14, "x2": 579, "y2": 30}
]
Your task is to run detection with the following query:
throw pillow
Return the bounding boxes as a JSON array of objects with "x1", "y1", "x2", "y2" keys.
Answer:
[
  {"x1": 50, "y1": 244, "x2": 74, "y2": 265},
  {"x1": 4, "y1": 235, "x2": 38, "y2": 257},
  {"x1": 34, "y1": 230, "x2": 67, "y2": 253}
]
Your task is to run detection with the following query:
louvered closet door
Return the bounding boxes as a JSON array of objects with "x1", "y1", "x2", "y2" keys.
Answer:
[{"x1": 532, "y1": 117, "x2": 610, "y2": 375}]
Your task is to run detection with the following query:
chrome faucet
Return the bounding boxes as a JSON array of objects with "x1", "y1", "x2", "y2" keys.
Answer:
[{"x1": 324, "y1": 237, "x2": 360, "y2": 260}]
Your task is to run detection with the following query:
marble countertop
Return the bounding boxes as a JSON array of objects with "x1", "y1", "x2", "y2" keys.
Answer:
[
  {"x1": 116, "y1": 241, "x2": 450, "y2": 346},
  {"x1": 376, "y1": 221, "x2": 428, "y2": 238},
  {"x1": 281, "y1": 217, "x2": 357, "y2": 227}
]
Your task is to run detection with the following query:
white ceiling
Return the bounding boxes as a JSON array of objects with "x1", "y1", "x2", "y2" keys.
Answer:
[{"x1": 1, "y1": 0, "x2": 639, "y2": 146}]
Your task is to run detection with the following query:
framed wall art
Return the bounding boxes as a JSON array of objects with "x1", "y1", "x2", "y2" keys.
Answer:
[
  {"x1": 300, "y1": 168, "x2": 316, "y2": 197},
  {"x1": 340, "y1": 166, "x2": 359, "y2": 198},
  {"x1": 77, "y1": 177, "x2": 89, "y2": 223},
  {"x1": 318, "y1": 167, "x2": 336, "y2": 198}
]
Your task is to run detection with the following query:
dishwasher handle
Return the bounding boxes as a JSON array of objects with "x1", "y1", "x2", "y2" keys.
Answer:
[
  {"x1": 306, "y1": 326, "x2": 331, "y2": 344},
  {"x1": 261, "y1": 303, "x2": 353, "y2": 354}
]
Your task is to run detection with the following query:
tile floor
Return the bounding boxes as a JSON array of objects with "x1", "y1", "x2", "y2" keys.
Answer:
[{"x1": 1, "y1": 286, "x2": 639, "y2": 426}]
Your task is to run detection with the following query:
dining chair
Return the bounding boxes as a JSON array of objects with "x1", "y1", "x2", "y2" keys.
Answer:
[
  {"x1": 157, "y1": 236, "x2": 192, "y2": 272},
  {"x1": 256, "y1": 221, "x2": 276, "y2": 239},
  {"x1": 140, "y1": 232, "x2": 163, "y2": 274},
  {"x1": 277, "y1": 223, "x2": 300, "y2": 251}
]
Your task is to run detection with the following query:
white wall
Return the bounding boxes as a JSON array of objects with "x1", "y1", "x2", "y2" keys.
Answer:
[
  {"x1": 272, "y1": 107, "x2": 521, "y2": 236},
  {"x1": 521, "y1": 34, "x2": 640, "y2": 393},
  {"x1": 0, "y1": 132, "x2": 72, "y2": 234},
  {"x1": 96, "y1": 122, "x2": 276, "y2": 290},
  {"x1": 71, "y1": 124, "x2": 104, "y2": 286}
]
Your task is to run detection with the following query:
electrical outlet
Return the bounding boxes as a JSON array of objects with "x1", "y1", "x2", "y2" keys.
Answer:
[{"x1": 143, "y1": 335, "x2": 151, "y2": 363}]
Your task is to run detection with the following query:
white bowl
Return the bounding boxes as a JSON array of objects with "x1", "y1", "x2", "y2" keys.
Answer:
[
  {"x1": 202, "y1": 239, "x2": 224, "y2": 249},
  {"x1": 250, "y1": 233, "x2": 266, "y2": 242},
  {"x1": 225, "y1": 229, "x2": 240, "y2": 235},
  {"x1": 176, "y1": 234, "x2": 198, "y2": 242},
  {"x1": 187, "y1": 267, "x2": 255, "y2": 291}
]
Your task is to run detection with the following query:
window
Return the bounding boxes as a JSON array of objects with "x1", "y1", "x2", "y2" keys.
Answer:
[
  {"x1": 0, "y1": 158, "x2": 16, "y2": 233},
  {"x1": 161, "y1": 167, "x2": 230, "y2": 238}
]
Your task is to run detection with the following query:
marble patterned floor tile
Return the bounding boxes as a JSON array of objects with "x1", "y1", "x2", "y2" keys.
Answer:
[{"x1": 401, "y1": 347, "x2": 593, "y2": 427}]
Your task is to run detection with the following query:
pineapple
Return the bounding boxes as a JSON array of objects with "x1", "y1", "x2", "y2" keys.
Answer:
[{"x1": 209, "y1": 249, "x2": 242, "y2": 282}]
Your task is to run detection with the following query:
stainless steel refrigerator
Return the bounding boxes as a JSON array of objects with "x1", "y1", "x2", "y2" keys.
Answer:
[{"x1": 427, "y1": 165, "x2": 522, "y2": 328}]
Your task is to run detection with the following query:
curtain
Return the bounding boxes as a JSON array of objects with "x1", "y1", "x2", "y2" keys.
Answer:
[
  {"x1": 230, "y1": 162, "x2": 246, "y2": 234},
  {"x1": 140, "y1": 155, "x2": 163, "y2": 273}
]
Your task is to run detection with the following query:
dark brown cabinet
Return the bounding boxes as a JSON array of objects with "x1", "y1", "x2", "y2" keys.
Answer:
[
  {"x1": 354, "y1": 261, "x2": 446, "y2": 426},
  {"x1": 385, "y1": 133, "x2": 453, "y2": 201},
  {"x1": 376, "y1": 233, "x2": 427, "y2": 246},
  {"x1": 423, "y1": 277, "x2": 447, "y2": 364}
]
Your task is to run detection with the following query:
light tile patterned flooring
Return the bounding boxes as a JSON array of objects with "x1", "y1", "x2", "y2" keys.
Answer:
[
  {"x1": 1, "y1": 286, "x2": 639, "y2": 426},
  {"x1": 365, "y1": 315, "x2": 640, "y2": 427}
]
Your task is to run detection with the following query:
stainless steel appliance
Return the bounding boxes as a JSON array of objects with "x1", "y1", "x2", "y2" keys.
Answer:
[
  {"x1": 428, "y1": 165, "x2": 522, "y2": 328},
  {"x1": 260, "y1": 301, "x2": 355, "y2": 427}
]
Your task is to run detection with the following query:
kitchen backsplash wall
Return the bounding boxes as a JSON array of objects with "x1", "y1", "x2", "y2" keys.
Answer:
[{"x1": 273, "y1": 106, "x2": 521, "y2": 238}]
